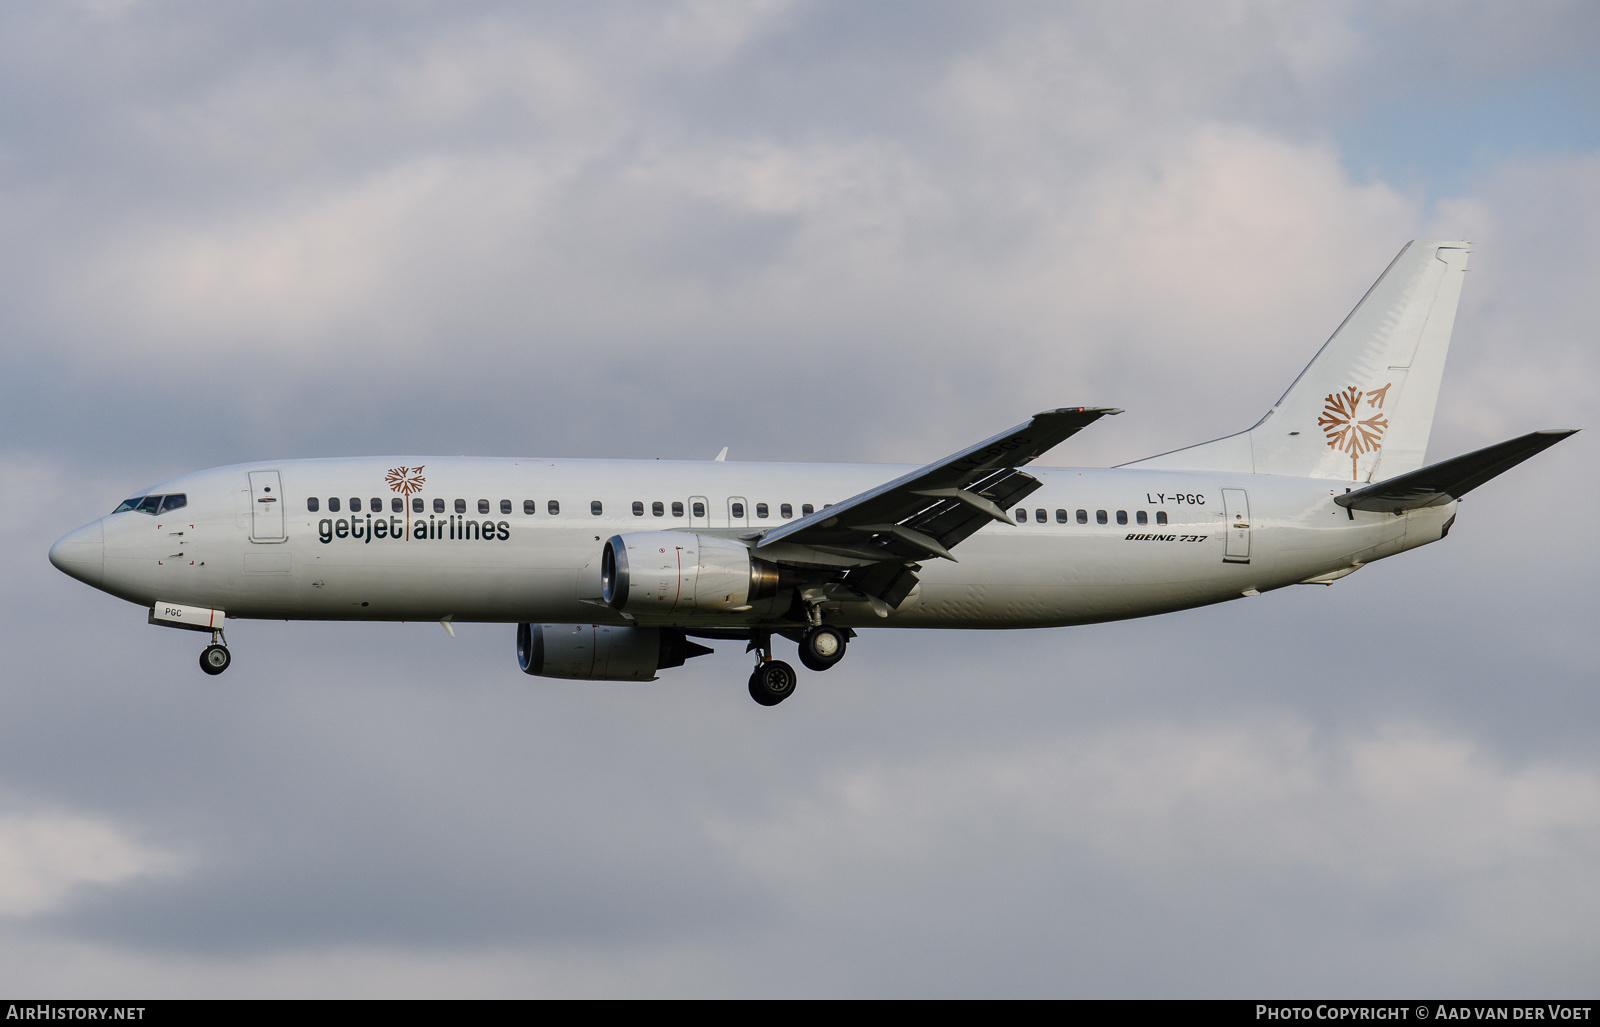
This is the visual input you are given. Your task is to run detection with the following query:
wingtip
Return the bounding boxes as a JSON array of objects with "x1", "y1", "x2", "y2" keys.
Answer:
[{"x1": 1038, "y1": 406, "x2": 1123, "y2": 417}]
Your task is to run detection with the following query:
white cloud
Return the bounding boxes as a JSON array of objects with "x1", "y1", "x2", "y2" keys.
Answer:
[
  {"x1": 706, "y1": 717, "x2": 1600, "y2": 993},
  {"x1": 0, "y1": 809, "x2": 180, "y2": 918},
  {"x1": 2, "y1": 718, "x2": 1593, "y2": 996}
]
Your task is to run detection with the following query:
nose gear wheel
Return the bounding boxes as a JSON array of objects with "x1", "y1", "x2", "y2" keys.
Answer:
[{"x1": 199, "y1": 643, "x2": 231, "y2": 675}]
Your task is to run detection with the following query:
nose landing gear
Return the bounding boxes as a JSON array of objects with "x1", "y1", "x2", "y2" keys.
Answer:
[{"x1": 199, "y1": 629, "x2": 230, "y2": 676}]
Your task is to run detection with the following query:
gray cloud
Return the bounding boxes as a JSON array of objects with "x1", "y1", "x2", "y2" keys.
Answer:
[{"x1": 1, "y1": 0, "x2": 1595, "y2": 997}]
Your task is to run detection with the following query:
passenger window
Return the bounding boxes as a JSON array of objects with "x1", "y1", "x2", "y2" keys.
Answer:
[
  {"x1": 802, "y1": 504, "x2": 814, "y2": 516},
  {"x1": 391, "y1": 497, "x2": 403, "y2": 513},
  {"x1": 1096, "y1": 510, "x2": 1107, "y2": 524},
  {"x1": 1015, "y1": 508, "x2": 1027, "y2": 522},
  {"x1": 524, "y1": 500, "x2": 536, "y2": 515},
  {"x1": 693, "y1": 501, "x2": 705, "y2": 517},
  {"x1": 652, "y1": 502, "x2": 664, "y2": 517},
  {"x1": 781, "y1": 503, "x2": 793, "y2": 519},
  {"x1": 370, "y1": 498, "x2": 382, "y2": 513},
  {"x1": 548, "y1": 500, "x2": 560, "y2": 515},
  {"x1": 731, "y1": 502, "x2": 745, "y2": 518},
  {"x1": 756, "y1": 503, "x2": 768, "y2": 518},
  {"x1": 1136, "y1": 511, "x2": 1147, "y2": 525},
  {"x1": 1156, "y1": 511, "x2": 1168, "y2": 525},
  {"x1": 159, "y1": 494, "x2": 186, "y2": 514},
  {"x1": 632, "y1": 501, "x2": 644, "y2": 516},
  {"x1": 307, "y1": 497, "x2": 320, "y2": 513},
  {"x1": 1035, "y1": 508, "x2": 1046, "y2": 523},
  {"x1": 591, "y1": 501, "x2": 602, "y2": 516},
  {"x1": 136, "y1": 496, "x2": 162, "y2": 514},
  {"x1": 478, "y1": 499, "x2": 490, "y2": 515},
  {"x1": 1077, "y1": 509, "x2": 1087, "y2": 524},
  {"x1": 350, "y1": 498, "x2": 360, "y2": 513},
  {"x1": 434, "y1": 498, "x2": 445, "y2": 514},
  {"x1": 329, "y1": 497, "x2": 341, "y2": 513},
  {"x1": 413, "y1": 497, "x2": 424, "y2": 513},
  {"x1": 1055, "y1": 509, "x2": 1067, "y2": 523},
  {"x1": 671, "y1": 501, "x2": 684, "y2": 517},
  {"x1": 500, "y1": 500, "x2": 512, "y2": 515},
  {"x1": 455, "y1": 499, "x2": 466, "y2": 514},
  {"x1": 1116, "y1": 510, "x2": 1128, "y2": 525}
]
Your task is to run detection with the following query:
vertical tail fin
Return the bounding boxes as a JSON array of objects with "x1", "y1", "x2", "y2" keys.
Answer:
[{"x1": 1125, "y1": 241, "x2": 1470, "y2": 482}]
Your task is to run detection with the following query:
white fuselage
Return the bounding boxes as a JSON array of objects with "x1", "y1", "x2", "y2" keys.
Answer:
[{"x1": 65, "y1": 456, "x2": 1454, "y2": 630}]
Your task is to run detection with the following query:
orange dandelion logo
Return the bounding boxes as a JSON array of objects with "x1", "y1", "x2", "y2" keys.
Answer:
[
  {"x1": 385, "y1": 466, "x2": 425, "y2": 539},
  {"x1": 386, "y1": 465, "x2": 426, "y2": 495},
  {"x1": 1318, "y1": 385, "x2": 1390, "y2": 480}
]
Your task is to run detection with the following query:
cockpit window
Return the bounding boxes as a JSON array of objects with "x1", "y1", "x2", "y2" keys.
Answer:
[{"x1": 118, "y1": 494, "x2": 187, "y2": 515}]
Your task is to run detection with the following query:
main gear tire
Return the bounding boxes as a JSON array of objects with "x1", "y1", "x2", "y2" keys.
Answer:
[
  {"x1": 748, "y1": 660, "x2": 797, "y2": 706},
  {"x1": 798, "y1": 625, "x2": 847, "y2": 672}
]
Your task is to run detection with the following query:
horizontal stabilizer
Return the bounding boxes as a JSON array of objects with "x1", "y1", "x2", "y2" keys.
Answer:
[{"x1": 1335, "y1": 429, "x2": 1577, "y2": 513}]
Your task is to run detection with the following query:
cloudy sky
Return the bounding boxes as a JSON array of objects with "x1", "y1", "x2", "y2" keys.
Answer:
[{"x1": 3, "y1": 0, "x2": 1597, "y2": 997}]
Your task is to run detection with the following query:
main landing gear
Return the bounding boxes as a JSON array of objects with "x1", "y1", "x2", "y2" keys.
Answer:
[
  {"x1": 199, "y1": 629, "x2": 230, "y2": 676},
  {"x1": 745, "y1": 623, "x2": 850, "y2": 706},
  {"x1": 748, "y1": 660, "x2": 797, "y2": 706},
  {"x1": 746, "y1": 630, "x2": 797, "y2": 706},
  {"x1": 798, "y1": 624, "x2": 847, "y2": 672}
]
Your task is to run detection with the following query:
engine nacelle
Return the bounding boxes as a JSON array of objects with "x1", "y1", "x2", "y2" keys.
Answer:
[
  {"x1": 517, "y1": 623, "x2": 712, "y2": 681},
  {"x1": 600, "y1": 532, "x2": 780, "y2": 616}
]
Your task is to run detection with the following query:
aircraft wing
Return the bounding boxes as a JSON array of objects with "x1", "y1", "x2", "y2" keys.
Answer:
[
  {"x1": 1335, "y1": 429, "x2": 1577, "y2": 513},
  {"x1": 751, "y1": 407, "x2": 1119, "y2": 607}
]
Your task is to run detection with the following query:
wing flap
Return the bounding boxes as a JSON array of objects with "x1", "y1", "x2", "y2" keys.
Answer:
[
  {"x1": 750, "y1": 407, "x2": 1118, "y2": 604},
  {"x1": 758, "y1": 407, "x2": 1116, "y2": 549}
]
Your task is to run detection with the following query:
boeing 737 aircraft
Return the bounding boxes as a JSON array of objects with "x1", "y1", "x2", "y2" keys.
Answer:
[{"x1": 49, "y1": 241, "x2": 1575, "y2": 705}]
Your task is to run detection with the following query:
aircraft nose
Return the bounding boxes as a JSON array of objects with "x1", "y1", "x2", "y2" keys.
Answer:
[{"x1": 49, "y1": 520, "x2": 105, "y2": 588}]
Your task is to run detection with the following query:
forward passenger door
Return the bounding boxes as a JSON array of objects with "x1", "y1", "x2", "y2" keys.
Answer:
[{"x1": 248, "y1": 470, "x2": 287, "y2": 543}]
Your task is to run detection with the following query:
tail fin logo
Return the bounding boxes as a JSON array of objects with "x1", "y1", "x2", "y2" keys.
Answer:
[{"x1": 1318, "y1": 385, "x2": 1392, "y2": 480}]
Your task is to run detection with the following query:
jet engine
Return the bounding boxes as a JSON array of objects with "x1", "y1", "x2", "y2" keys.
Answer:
[
  {"x1": 600, "y1": 532, "x2": 781, "y2": 616},
  {"x1": 517, "y1": 623, "x2": 712, "y2": 681}
]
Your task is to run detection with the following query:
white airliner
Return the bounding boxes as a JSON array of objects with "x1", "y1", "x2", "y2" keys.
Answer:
[{"x1": 50, "y1": 241, "x2": 1574, "y2": 705}]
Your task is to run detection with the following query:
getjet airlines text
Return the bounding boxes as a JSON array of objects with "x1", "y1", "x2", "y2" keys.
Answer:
[{"x1": 317, "y1": 515, "x2": 510, "y2": 544}]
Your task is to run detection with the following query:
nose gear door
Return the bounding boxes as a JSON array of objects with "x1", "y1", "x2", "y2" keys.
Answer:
[{"x1": 248, "y1": 470, "x2": 287, "y2": 543}]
